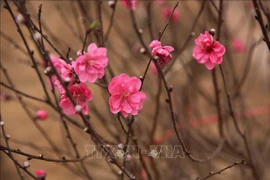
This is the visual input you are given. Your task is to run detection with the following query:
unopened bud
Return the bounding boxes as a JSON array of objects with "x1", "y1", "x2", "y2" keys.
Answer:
[
  {"x1": 84, "y1": 127, "x2": 89, "y2": 132},
  {"x1": 16, "y1": 14, "x2": 24, "y2": 23},
  {"x1": 44, "y1": 66, "x2": 52, "y2": 75},
  {"x1": 64, "y1": 77, "x2": 71, "y2": 83},
  {"x1": 209, "y1": 28, "x2": 216, "y2": 36},
  {"x1": 118, "y1": 143, "x2": 123, "y2": 149},
  {"x1": 138, "y1": 29, "x2": 143, "y2": 34},
  {"x1": 75, "y1": 105, "x2": 82, "y2": 113},
  {"x1": 36, "y1": 110, "x2": 48, "y2": 120},
  {"x1": 35, "y1": 169, "x2": 45, "y2": 178},
  {"x1": 33, "y1": 32, "x2": 41, "y2": 41},
  {"x1": 140, "y1": 48, "x2": 146, "y2": 54},
  {"x1": 153, "y1": 56, "x2": 159, "y2": 60},
  {"x1": 108, "y1": 0, "x2": 115, "y2": 8},
  {"x1": 77, "y1": 50, "x2": 83, "y2": 56},
  {"x1": 23, "y1": 161, "x2": 30, "y2": 168}
]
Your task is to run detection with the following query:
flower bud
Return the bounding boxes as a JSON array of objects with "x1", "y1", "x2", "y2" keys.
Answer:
[
  {"x1": 35, "y1": 169, "x2": 45, "y2": 178},
  {"x1": 77, "y1": 50, "x2": 83, "y2": 56},
  {"x1": 108, "y1": 0, "x2": 115, "y2": 8},
  {"x1": 23, "y1": 161, "x2": 30, "y2": 168},
  {"x1": 140, "y1": 48, "x2": 146, "y2": 54},
  {"x1": 44, "y1": 66, "x2": 52, "y2": 75},
  {"x1": 75, "y1": 105, "x2": 82, "y2": 113},
  {"x1": 36, "y1": 110, "x2": 48, "y2": 120},
  {"x1": 33, "y1": 32, "x2": 42, "y2": 41},
  {"x1": 16, "y1": 14, "x2": 24, "y2": 23},
  {"x1": 117, "y1": 143, "x2": 123, "y2": 149},
  {"x1": 209, "y1": 28, "x2": 216, "y2": 36}
]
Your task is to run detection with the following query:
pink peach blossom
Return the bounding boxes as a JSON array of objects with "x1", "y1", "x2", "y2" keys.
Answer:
[
  {"x1": 108, "y1": 73, "x2": 146, "y2": 117},
  {"x1": 162, "y1": 7, "x2": 180, "y2": 23},
  {"x1": 59, "y1": 83, "x2": 93, "y2": 115},
  {"x1": 121, "y1": 0, "x2": 136, "y2": 10},
  {"x1": 50, "y1": 76, "x2": 66, "y2": 94},
  {"x1": 149, "y1": 40, "x2": 174, "y2": 66},
  {"x1": 36, "y1": 110, "x2": 48, "y2": 120},
  {"x1": 192, "y1": 31, "x2": 226, "y2": 70},
  {"x1": 50, "y1": 55, "x2": 73, "y2": 79},
  {"x1": 231, "y1": 38, "x2": 246, "y2": 52},
  {"x1": 72, "y1": 43, "x2": 108, "y2": 83},
  {"x1": 49, "y1": 55, "x2": 73, "y2": 93}
]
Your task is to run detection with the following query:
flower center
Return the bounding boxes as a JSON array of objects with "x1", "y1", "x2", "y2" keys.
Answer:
[
  {"x1": 123, "y1": 91, "x2": 130, "y2": 98},
  {"x1": 76, "y1": 94, "x2": 85, "y2": 104}
]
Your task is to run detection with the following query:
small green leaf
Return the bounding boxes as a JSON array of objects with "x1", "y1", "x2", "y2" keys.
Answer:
[{"x1": 90, "y1": 21, "x2": 100, "y2": 29}]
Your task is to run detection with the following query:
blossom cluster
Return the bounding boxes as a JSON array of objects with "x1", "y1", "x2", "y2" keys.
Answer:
[
  {"x1": 49, "y1": 43, "x2": 108, "y2": 115},
  {"x1": 45, "y1": 29, "x2": 227, "y2": 117},
  {"x1": 48, "y1": 43, "x2": 146, "y2": 117}
]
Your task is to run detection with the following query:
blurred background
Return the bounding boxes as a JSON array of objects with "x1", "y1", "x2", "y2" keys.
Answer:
[{"x1": 1, "y1": 0, "x2": 270, "y2": 179}]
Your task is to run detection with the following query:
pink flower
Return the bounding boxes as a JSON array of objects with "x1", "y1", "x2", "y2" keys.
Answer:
[
  {"x1": 59, "y1": 83, "x2": 93, "y2": 115},
  {"x1": 51, "y1": 55, "x2": 73, "y2": 79},
  {"x1": 72, "y1": 43, "x2": 108, "y2": 83},
  {"x1": 108, "y1": 73, "x2": 146, "y2": 117},
  {"x1": 36, "y1": 110, "x2": 48, "y2": 120},
  {"x1": 150, "y1": 62, "x2": 158, "y2": 75},
  {"x1": 35, "y1": 169, "x2": 45, "y2": 177},
  {"x1": 162, "y1": 7, "x2": 180, "y2": 23},
  {"x1": 50, "y1": 55, "x2": 73, "y2": 93},
  {"x1": 50, "y1": 76, "x2": 66, "y2": 94},
  {"x1": 121, "y1": 0, "x2": 136, "y2": 10},
  {"x1": 149, "y1": 40, "x2": 174, "y2": 66},
  {"x1": 231, "y1": 38, "x2": 246, "y2": 52},
  {"x1": 192, "y1": 31, "x2": 226, "y2": 70}
]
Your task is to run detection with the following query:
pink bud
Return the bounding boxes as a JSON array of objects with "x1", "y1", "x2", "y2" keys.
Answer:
[
  {"x1": 77, "y1": 50, "x2": 83, "y2": 56},
  {"x1": 162, "y1": 7, "x2": 180, "y2": 24},
  {"x1": 36, "y1": 110, "x2": 48, "y2": 120},
  {"x1": 35, "y1": 169, "x2": 45, "y2": 177},
  {"x1": 231, "y1": 38, "x2": 246, "y2": 53}
]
